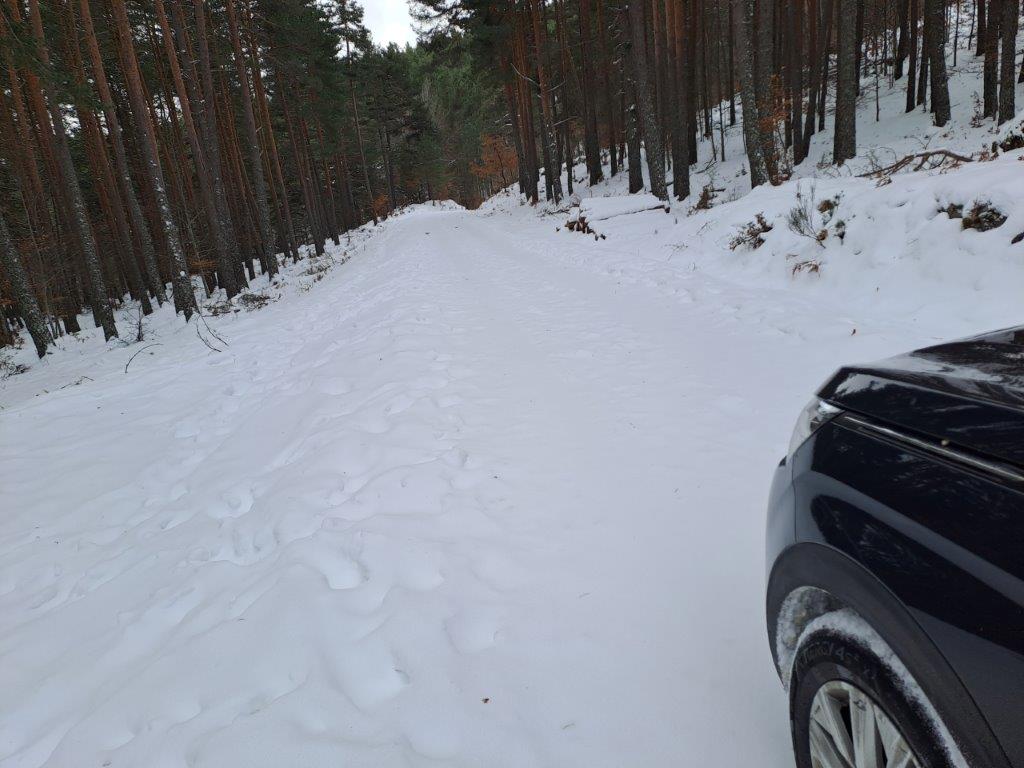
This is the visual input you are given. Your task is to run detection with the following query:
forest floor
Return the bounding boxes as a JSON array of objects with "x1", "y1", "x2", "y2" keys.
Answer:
[{"x1": 6, "y1": 44, "x2": 1024, "y2": 766}]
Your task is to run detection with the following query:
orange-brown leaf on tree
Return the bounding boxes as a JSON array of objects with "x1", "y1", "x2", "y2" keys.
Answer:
[{"x1": 470, "y1": 133, "x2": 517, "y2": 189}]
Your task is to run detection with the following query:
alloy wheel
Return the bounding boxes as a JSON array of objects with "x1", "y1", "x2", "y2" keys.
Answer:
[{"x1": 809, "y1": 680, "x2": 921, "y2": 768}]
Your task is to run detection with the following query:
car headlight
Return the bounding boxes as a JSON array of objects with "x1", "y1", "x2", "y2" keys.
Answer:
[{"x1": 788, "y1": 398, "x2": 843, "y2": 456}]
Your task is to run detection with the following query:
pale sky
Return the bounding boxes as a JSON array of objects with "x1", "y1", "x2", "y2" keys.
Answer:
[{"x1": 362, "y1": 0, "x2": 418, "y2": 47}]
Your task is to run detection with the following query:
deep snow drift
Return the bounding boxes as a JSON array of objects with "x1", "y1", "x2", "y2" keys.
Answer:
[{"x1": 5, "y1": 45, "x2": 1024, "y2": 768}]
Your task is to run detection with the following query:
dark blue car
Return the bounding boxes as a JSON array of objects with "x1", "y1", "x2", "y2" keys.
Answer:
[{"x1": 766, "y1": 326, "x2": 1024, "y2": 768}]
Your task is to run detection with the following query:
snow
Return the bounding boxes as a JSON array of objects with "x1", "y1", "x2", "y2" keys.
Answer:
[{"x1": 4, "y1": 38, "x2": 1024, "y2": 768}]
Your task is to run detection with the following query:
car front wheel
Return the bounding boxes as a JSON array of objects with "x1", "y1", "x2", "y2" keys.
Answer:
[{"x1": 790, "y1": 627, "x2": 954, "y2": 768}]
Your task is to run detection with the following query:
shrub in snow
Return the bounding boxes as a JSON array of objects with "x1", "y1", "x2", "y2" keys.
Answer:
[
  {"x1": 789, "y1": 257, "x2": 822, "y2": 276},
  {"x1": 692, "y1": 182, "x2": 722, "y2": 211},
  {"x1": 941, "y1": 202, "x2": 964, "y2": 220},
  {"x1": 786, "y1": 186, "x2": 844, "y2": 248},
  {"x1": 237, "y1": 292, "x2": 275, "y2": 311},
  {"x1": 961, "y1": 201, "x2": 1007, "y2": 232},
  {"x1": 787, "y1": 188, "x2": 828, "y2": 247},
  {"x1": 0, "y1": 350, "x2": 28, "y2": 379},
  {"x1": 729, "y1": 213, "x2": 773, "y2": 251},
  {"x1": 997, "y1": 110, "x2": 1024, "y2": 152}
]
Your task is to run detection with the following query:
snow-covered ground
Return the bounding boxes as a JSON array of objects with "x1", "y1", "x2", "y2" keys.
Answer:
[{"x1": 5, "y1": 40, "x2": 1024, "y2": 768}]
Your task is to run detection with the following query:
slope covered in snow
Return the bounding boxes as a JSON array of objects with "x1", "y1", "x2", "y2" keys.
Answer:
[{"x1": 4, "y1": 42, "x2": 1024, "y2": 768}]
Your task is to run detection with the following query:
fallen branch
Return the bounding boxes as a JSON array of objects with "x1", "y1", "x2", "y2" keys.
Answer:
[
  {"x1": 124, "y1": 344, "x2": 162, "y2": 373},
  {"x1": 858, "y1": 149, "x2": 974, "y2": 179},
  {"x1": 195, "y1": 323, "x2": 223, "y2": 353}
]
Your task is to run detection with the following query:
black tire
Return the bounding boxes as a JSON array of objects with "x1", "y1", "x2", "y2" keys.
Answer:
[{"x1": 790, "y1": 627, "x2": 953, "y2": 768}]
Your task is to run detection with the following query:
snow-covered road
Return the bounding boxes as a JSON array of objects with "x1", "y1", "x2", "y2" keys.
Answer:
[{"x1": 6, "y1": 201, "x2": 987, "y2": 767}]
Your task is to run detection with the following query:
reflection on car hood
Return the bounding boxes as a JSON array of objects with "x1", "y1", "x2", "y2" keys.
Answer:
[{"x1": 818, "y1": 326, "x2": 1024, "y2": 467}]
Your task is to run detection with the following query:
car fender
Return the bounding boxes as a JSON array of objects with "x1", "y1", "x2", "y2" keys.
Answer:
[{"x1": 767, "y1": 542, "x2": 1011, "y2": 768}]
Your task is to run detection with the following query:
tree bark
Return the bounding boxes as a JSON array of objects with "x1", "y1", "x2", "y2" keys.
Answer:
[
  {"x1": 998, "y1": 0, "x2": 1018, "y2": 122},
  {"x1": 627, "y1": 0, "x2": 669, "y2": 200},
  {"x1": 528, "y1": 0, "x2": 564, "y2": 202},
  {"x1": 625, "y1": 72, "x2": 644, "y2": 193},
  {"x1": 754, "y1": 0, "x2": 778, "y2": 181},
  {"x1": 225, "y1": 0, "x2": 277, "y2": 276},
  {"x1": 977, "y1": 0, "x2": 987, "y2": 55},
  {"x1": 906, "y1": 0, "x2": 919, "y2": 111},
  {"x1": 190, "y1": 0, "x2": 243, "y2": 295},
  {"x1": 579, "y1": 0, "x2": 603, "y2": 185},
  {"x1": 79, "y1": 0, "x2": 163, "y2": 305},
  {"x1": 732, "y1": 0, "x2": 768, "y2": 186},
  {"x1": 924, "y1": 0, "x2": 951, "y2": 126},
  {"x1": 0, "y1": 210, "x2": 51, "y2": 357},
  {"x1": 983, "y1": 0, "x2": 1000, "y2": 117},
  {"x1": 597, "y1": 0, "x2": 618, "y2": 175},
  {"x1": 671, "y1": 0, "x2": 691, "y2": 200},
  {"x1": 27, "y1": 0, "x2": 117, "y2": 340},
  {"x1": 834, "y1": 0, "x2": 858, "y2": 163},
  {"x1": 113, "y1": 0, "x2": 194, "y2": 318},
  {"x1": 895, "y1": 0, "x2": 910, "y2": 78},
  {"x1": 801, "y1": 0, "x2": 821, "y2": 158}
]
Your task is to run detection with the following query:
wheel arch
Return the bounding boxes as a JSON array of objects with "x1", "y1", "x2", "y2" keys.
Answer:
[{"x1": 767, "y1": 541, "x2": 1012, "y2": 768}]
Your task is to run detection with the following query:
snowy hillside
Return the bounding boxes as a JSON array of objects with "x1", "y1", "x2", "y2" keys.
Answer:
[{"x1": 4, "y1": 40, "x2": 1024, "y2": 768}]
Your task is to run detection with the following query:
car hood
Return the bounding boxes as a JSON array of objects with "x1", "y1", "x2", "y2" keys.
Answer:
[{"x1": 818, "y1": 326, "x2": 1024, "y2": 467}]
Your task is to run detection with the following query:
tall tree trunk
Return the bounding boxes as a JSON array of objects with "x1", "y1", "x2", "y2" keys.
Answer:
[
  {"x1": 754, "y1": 0, "x2": 779, "y2": 181},
  {"x1": 625, "y1": 71, "x2": 644, "y2": 193},
  {"x1": 0, "y1": 210, "x2": 51, "y2": 357},
  {"x1": 345, "y1": 38, "x2": 378, "y2": 225},
  {"x1": 528, "y1": 0, "x2": 564, "y2": 202},
  {"x1": 983, "y1": 0, "x2": 999, "y2": 117},
  {"x1": 248, "y1": 40, "x2": 300, "y2": 260},
  {"x1": 63, "y1": 0, "x2": 152, "y2": 316},
  {"x1": 906, "y1": 0, "x2": 919, "y2": 110},
  {"x1": 924, "y1": 0, "x2": 951, "y2": 125},
  {"x1": 27, "y1": 0, "x2": 117, "y2": 340},
  {"x1": 733, "y1": 0, "x2": 769, "y2": 186},
  {"x1": 113, "y1": 0, "x2": 194, "y2": 318},
  {"x1": 161, "y1": 0, "x2": 242, "y2": 294},
  {"x1": 79, "y1": 0, "x2": 163, "y2": 305},
  {"x1": 854, "y1": 0, "x2": 865, "y2": 89},
  {"x1": 977, "y1": 0, "x2": 987, "y2": 56},
  {"x1": 671, "y1": 0, "x2": 691, "y2": 200},
  {"x1": 895, "y1": 0, "x2": 910, "y2": 78},
  {"x1": 998, "y1": 0, "x2": 1019, "y2": 122},
  {"x1": 790, "y1": 0, "x2": 805, "y2": 164},
  {"x1": 579, "y1": 0, "x2": 603, "y2": 185},
  {"x1": 597, "y1": 0, "x2": 618, "y2": 176},
  {"x1": 834, "y1": 0, "x2": 858, "y2": 163},
  {"x1": 627, "y1": 0, "x2": 669, "y2": 200},
  {"x1": 802, "y1": 0, "x2": 821, "y2": 158},
  {"x1": 226, "y1": 0, "x2": 277, "y2": 275},
  {"x1": 504, "y1": 76, "x2": 530, "y2": 195},
  {"x1": 190, "y1": 0, "x2": 243, "y2": 296}
]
